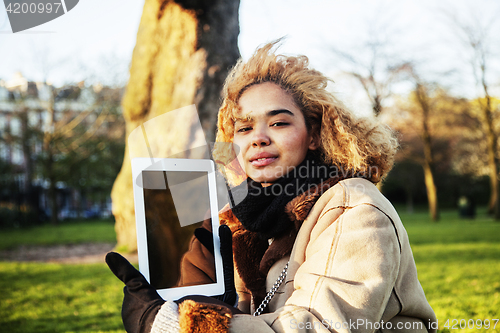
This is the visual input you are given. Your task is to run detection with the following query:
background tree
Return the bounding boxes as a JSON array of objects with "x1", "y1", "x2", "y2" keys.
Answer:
[
  {"x1": 111, "y1": 0, "x2": 241, "y2": 252},
  {"x1": 386, "y1": 84, "x2": 464, "y2": 220},
  {"x1": 330, "y1": 43, "x2": 407, "y2": 117},
  {"x1": 0, "y1": 97, "x2": 41, "y2": 227},
  {"x1": 445, "y1": 9, "x2": 500, "y2": 219},
  {"x1": 0, "y1": 77, "x2": 124, "y2": 226},
  {"x1": 12, "y1": 100, "x2": 40, "y2": 225},
  {"x1": 413, "y1": 82, "x2": 439, "y2": 221},
  {"x1": 328, "y1": 14, "x2": 408, "y2": 117},
  {"x1": 39, "y1": 84, "x2": 123, "y2": 224},
  {"x1": 406, "y1": 65, "x2": 440, "y2": 221},
  {"x1": 50, "y1": 86, "x2": 125, "y2": 217}
]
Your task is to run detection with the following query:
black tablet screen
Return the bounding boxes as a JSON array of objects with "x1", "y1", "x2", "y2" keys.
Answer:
[{"x1": 142, "y1": 170, "x2": 215, "y2": 289}]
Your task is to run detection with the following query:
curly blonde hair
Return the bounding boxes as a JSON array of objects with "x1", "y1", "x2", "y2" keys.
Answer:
[{"x1": 213, "y1": 41, "x2": 398, "y2": 185}]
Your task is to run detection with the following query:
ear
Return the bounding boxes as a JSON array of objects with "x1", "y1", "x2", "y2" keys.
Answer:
[{"x1": 308, "y1": 130, "x2": 321, "y2": 151}]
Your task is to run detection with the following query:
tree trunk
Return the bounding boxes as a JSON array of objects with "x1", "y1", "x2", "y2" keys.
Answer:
[
  {"x1": 422, "y1": 121, "x2": 439, "y2": 222},
  {"x1": 43, "y1": 91, "x2": 58, "y2": 225},
  {"x1": 416, "y1": 84, "x2": 439, "y2": 221},
  {"x1": 19, "y1": 107, "x2": 35, "y2": 216},
  {"x1": 111, "y1": 0, "x2": 240, "y2": 252},
  {"x1": 422, "y1": 162, "x2": 439, "y2": 221},
  {"x1": 48, "y1": 162, "x2": 58, "y2": 225},
  {"x1": 481, "y1": 93, "x2": 499, "y2": 219},
  {"x1": 485, "y1": 114, "x2": 499, "y2": 219}
]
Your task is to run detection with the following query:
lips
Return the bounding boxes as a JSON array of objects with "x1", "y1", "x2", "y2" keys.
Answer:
[{"x1": 249, "y1": 152, "x2": 277, "y2": 167}]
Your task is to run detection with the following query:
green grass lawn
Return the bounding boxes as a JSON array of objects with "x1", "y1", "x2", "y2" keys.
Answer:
[
  {"x1": 0, "y1": 220, "x2": 117, "y2": 250},
  {"x1": 1, "y1": 212, "x2": 499, "y2": 332},
  {"x1": 399, "y1": 208, "x2": 500, "y2": 333},
  {"x1": 0, "y1": 262, "x2": 124, "y2": 333},
  {"x1": 0, "y1": 219, "x2": 124, "y2": 332}
]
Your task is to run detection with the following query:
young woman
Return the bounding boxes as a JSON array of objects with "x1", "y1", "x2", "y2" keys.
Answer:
[{"x1": 106, "y1": 41, "x2": 437, "y2": 333}]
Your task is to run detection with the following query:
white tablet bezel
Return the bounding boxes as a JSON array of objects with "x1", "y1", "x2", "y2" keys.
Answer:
[{"x1": 131, "y1": 157, "x2": 225, "y2": 300}]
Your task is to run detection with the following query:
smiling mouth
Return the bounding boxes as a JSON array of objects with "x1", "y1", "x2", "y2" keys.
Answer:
[{"x1": 250, "y1": 157, "x2": 277, "y2": 167}]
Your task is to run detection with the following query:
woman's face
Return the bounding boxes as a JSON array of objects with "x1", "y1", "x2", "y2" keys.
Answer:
[{"x1": 233, "y1": 82, "x2": 319, "y2": 185}]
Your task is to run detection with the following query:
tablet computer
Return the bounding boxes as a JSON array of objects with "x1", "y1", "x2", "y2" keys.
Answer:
[{"x1": 131, "y1": 157, "x2": 225, "y2": 300}]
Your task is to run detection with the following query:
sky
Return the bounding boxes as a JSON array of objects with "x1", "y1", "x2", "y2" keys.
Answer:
[{"x1": 1, "y1": 0, "x2": 499, "y2": 115}]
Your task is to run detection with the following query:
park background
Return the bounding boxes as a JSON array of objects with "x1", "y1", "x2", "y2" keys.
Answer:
[{"x1": 1, "y1": 0, "x2": 499, "y2": 332}]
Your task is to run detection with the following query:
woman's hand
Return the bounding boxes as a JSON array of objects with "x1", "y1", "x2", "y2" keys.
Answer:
[
  {"x1": 106, "y1": 225, "x2": 240, "y2": 332},
  {"x1": 105, "y1": 252, "x2": 165, "y2": 333}
]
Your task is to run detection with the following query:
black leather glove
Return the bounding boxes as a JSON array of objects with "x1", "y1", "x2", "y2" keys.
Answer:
[
  {"x1": 106, "y1": 225, "x2": 238, "y2": 333},
  {"x1": 194, "y1": 224, "x2": 237, "y2": 306},
  {"x1": 105, "y1": 252, "x2": 165, "y2": 333}
]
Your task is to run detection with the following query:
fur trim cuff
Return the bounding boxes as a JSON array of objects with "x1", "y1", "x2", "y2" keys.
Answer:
[{"x1": 178, "y1": 300, "x2": 232, "y2": 333}]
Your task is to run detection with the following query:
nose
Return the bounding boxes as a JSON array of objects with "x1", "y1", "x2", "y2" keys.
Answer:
[{"x1": 251, "y1": 126, "x2": 271, "y2": 147}]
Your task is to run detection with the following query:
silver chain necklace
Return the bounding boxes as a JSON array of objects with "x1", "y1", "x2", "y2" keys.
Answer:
[{"x1": 253, "y1": 261, "x2": 289, "y2": 316}]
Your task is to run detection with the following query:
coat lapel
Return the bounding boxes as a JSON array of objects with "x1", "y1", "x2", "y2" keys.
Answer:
[{"x1": 220, "y1": 177, "x2": 341, "y2": 309}]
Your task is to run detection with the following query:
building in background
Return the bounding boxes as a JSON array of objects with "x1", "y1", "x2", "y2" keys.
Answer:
[{"x1": 0, "y1": 73, "x2": 125, "y2": 226}]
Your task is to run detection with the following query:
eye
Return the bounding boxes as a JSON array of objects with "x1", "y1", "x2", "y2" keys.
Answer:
[
  {"x1": 236, "y1": 126, "x2": 252, "y2": 133},
  {"x1": 271, "y1": 121, "x2": 289, "y2": 127}
]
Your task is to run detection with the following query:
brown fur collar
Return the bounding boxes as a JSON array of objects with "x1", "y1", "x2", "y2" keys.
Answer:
[
  {"x1": 220, "y1": 177, "x2": 340, "y2": 309},
  {"x1": 179, "y1": 299, "x2": 232, "y2": 333}
]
